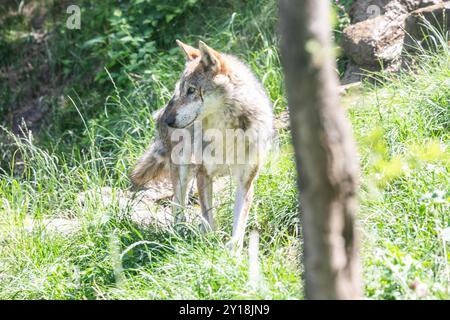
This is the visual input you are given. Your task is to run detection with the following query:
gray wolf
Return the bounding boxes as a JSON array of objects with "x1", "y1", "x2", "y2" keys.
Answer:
[{"x1": 131, "y1": 40, "x2": 274, "y2": 251}]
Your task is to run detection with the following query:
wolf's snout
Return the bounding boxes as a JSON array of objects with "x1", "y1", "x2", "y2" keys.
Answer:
[{"x1": 165, "y1": 114, "x2": 176, "y2": 127}]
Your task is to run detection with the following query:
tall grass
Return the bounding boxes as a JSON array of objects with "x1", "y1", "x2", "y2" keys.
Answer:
[
  {"x1": 0, "y1": 0, "x2": 449, "y2": 299},
  {"x1": 0, "y1": 0, "x2": 303, "y2": 299},
  {"x1": 349, "y1": 31, "x2": 449, "y2": 298}
]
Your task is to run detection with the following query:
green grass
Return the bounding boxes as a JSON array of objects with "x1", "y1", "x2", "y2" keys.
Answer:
[
  {"x1": 0, "y1": 0, "x2": 449, "y2": 299},
  {"x1": 350, "y1": 47, "x2": 450, "y2": 299}
]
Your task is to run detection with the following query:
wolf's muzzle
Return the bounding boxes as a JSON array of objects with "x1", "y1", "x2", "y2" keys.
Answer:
[{"x1": 165, "y1": 114, "x2": 176, "y2": 127}]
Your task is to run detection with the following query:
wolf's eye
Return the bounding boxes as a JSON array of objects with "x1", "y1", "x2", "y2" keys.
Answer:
[{"x1": 186, "y1": 87, "x2": 196, "y2": 96}]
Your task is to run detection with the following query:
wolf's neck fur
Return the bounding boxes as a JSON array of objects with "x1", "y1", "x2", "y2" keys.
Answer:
[{"x1": 201, "y1": 54, "x2": 273, "y2": 133}]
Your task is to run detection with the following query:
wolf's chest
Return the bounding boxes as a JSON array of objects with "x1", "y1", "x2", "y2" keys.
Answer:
[{"x1": 195, "y1": 113, "x2": 236, "y2": 176}]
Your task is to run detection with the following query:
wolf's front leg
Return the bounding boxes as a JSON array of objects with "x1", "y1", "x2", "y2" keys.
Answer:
[
  {"x1": 171, "y1": 164, "x2": 192, "y2": 224},
  {"x1": 197, "y1": 167, "x2": 215, "y2": 232},
  {"x1": 227, "y1": 167, "x2": 258, "y2": 252}
]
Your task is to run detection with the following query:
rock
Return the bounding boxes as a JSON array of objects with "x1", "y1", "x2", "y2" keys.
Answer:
[
  {"x1": 342, "y1": 0, "x2": 446, "y2": 83},
  {"x1": 342, "y1": 14, "x2": 406, "y2": 68},
  {"x1": 23, "y1": 217, "x2": 80, "y2": 234},
  {"x1": 349, "y1": 0, "x2": 396, "y2": 23},
  {"x1": 77, "y1": 177, "x2": 232, "y2": 228},
  {"x1": 341, "y1": 62, "x2": 366, "y2": 84},
  {"x1": 401, "y1": 0, "x2": 444, "y2": 11},
  {"x1": 77, "y1": 184, "x2": 175, "y2": 228},
  {"x1": 349, "y1": 0, "x2": 443, "y2": 23},
  {"x1": 403, "y1": 2, "x2": 450, "y2": 52}
]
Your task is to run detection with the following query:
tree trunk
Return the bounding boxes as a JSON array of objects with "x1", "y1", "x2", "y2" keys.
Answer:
[{"x1": 279, "y1": 0, "x2": 362, "y2": 299}]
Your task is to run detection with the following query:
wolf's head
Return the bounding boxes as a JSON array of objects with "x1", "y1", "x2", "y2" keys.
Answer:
[{"x1": 161, "y1": 40, "x2": 232, "y2": 128}]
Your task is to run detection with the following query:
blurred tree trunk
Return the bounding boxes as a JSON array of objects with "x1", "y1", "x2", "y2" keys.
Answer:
[{"x1": 279, "y1": 0, "x2": 362, "y2": 299}]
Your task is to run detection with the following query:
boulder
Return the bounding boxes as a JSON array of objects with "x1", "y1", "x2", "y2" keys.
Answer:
[
  {"x1": 341, "y1": 0, "x2": 447, "y2": 83},
  {"x1": 403, "y1": 2, "x2": 450, "y2": 52},
  {"x1": 342, "y1": 14, "x2": 406, "y2": 68},
  {"x1": 349, "y1": 0, "x2": 401, "y2": 23},
  {"x1": 349, "y1": 0, "x2": 443, "y2": 23}
]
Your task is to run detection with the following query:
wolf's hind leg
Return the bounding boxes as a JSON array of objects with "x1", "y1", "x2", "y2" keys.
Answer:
[{"x1": 197, "y1": 168, "x2": 215, "y2": 232}]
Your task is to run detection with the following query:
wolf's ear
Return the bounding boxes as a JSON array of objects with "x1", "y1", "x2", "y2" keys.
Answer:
[
  {"x1": 176, "y1": 39, "x2": 200, "y2": 61},
  {"x1": 198, "y1": 41, "x2": 228, "y2": 75}
]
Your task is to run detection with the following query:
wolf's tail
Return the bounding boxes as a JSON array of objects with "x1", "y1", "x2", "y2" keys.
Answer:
[{"x1": 131, "y1": 139, "x2": 170, "y2": 187}]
